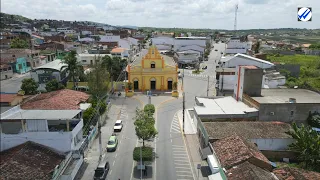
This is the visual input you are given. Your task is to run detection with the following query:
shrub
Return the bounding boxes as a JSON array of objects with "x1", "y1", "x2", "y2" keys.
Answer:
[
  {"x1": 83, "y1": 107, "x2": 95, "y2": 126},
  {"x1": 144, "y1": 104, "x2": 155, "y2": 116},
  {"x1": 133, "y1": 146, "x2": 154, "y2": 162},
  {"x1": 307, "y1": 111, "x2": 320, "y2": 128}
]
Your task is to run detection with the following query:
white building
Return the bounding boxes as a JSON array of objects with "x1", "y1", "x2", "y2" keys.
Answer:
[
  {"x1": 57, "y1": 28, "x2": 77, "y2": 35},
  {"x1": 221, "y1": 53, "x2": 274, "y2": 69},
  {"x1": 77, "y1": 54, "x2": 111, "y2": 66},
  {"x1": 99, "y1": 35, "x2": 120, "y2": 43},
  {"x1": 30, "y1": 60, "x2": 69, "y2": 91},
  {"x1": 174, "y1": 50, "x2": 201, "y2": 66},
  {"x1": 81, "y1": 30, "x2": 92, "y2": 36},
  {"x1": 225, "y1": 37, "x2": 252, "y2": 54},
  {"x1": 12, "y1": 28, "x2": 32, "y2": 35},
  {"x1": 110, "y1": 48, "x2": 129, "y2": 59},
  {"x1": 0, "y1": 106, "x2": 87, "y2": 153}
]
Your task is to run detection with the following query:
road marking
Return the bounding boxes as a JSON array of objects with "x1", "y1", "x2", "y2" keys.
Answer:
[
  {"x1": 172, "y1": 145, "x2": 185, "y2": 147},
  {"x1": 176, "y1": 170, "x2": 193, "y2": 173},
  {"x1": 115, "y1": 153, "x2": 118, "y2": 158},
  {"x1": 109, "y1": 170, "x2": 112, "y2": 175},
  {"x1": 176, "y1": 174, "x2": 194, "y2": 177},
  {"x1": 171, "y1": 139, "x2": 172, "y2": 143},
  {"x1": 176, "y1": 166, "x2": 192, "y2": 170},
  {"x1": 119, "y1": 140, "x2": 121, "y2": 144},
  {"x1": 175, "y1": 112, "x2": 196, "y2": 180},
  {"x1": 174, "y1": 162, "x2": 190, "y2": 166},
  {"x1": 173, "y1": 154, "x2": 188, "y2": 157},
  {"x1": 113, "y1": 161, "x2": 115, "y2": 166},
  {"x1": 173, "y1": 150, "x2": 187, "y2": 153},
  {"x1": 174, "y1": 159, "x2": 189, "y2": 162}
]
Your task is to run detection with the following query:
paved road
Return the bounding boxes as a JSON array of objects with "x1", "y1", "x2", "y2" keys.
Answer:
[
  {"x1": 0, "y1": 73, "x2": 31, "y2": 93},
  {"x1": 77, "y1": 97, "x2": 142, "y2": 180}
]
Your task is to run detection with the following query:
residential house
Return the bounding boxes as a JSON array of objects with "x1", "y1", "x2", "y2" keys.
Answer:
[
  {"x1": 0, "y1": 89, "x2": 90, "y2": 153},
  {"x1": 30, "y1": 59, "x2": 69, "y2": 91},
  {"x1": 32, "y1": 34, "x2": 45, "y2": 45},
  {"x1": 0, "y1": 64, "x2": 13, "y2": 80},
  {"x1": 0, "y1": 141, "x2": 65, "y2": 180},
  {"x1": 225, "y1": 37, "x2": 252, "y2": 54},
  {"x1": 106, "y1": 29, "x2": 129, "y2": 38},
  {"x1": 111, "y1": 47, "x2": 128, "y2": 59},
  {"x1": 174, "y1": 50, "x2": 201, "y2": 68},
  {"x1": 273, "y1": 167, "x2": 320, "y2": 180},
  {"x1": 0, "y1": 93, "x2": 25, "y2": 106},
  {"x1": 77, "y1": 54, "x2": 111, "y2": 66},
  {"x1": 0, "y1": 48, "x2": 41, "y2": 71},
  {"x1": 56, "y1": 27, "x2": 77, "y2": 35},
  {"x1": 207, "y1": 135, "x2": 277, "y2": 180},
  {"x1": 128, "y1": 46, "x2": 178, "y2": 91},
  {"x1": 99, "y1": 35, "x2": 120, "y2": 47},
  {"x1": 11, "y1": 28, "x2": 32, "y2": 35}
]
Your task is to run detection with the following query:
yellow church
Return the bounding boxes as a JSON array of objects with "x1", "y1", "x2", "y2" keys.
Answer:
[{"x1": 127, "y1": 46, "x2": 178, "y2": 92}]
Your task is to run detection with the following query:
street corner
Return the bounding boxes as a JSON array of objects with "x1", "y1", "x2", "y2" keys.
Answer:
[
  {"x1": 130, "y1": 96, "x2": 145, "y2": 106},
  {"x1": 156, "y1": 96, "x2": 178, "y2": 108}
]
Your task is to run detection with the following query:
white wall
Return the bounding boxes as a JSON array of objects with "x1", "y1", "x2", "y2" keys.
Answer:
[
  {"x1": 250, "y1": 138, "x2": 295, "y2": 151},
  {"x1": 77, "y1": 54, "x2": 111, "y2": 65},
  {"x1": 219, "y1": 75, "x2": 235, "y2": 91},
  {"x1": 1, "y1": 132, "x2": 72, "y2": 152},
  {"x1": 225, "y1": 56, "x2": 274, "y2": 69},
  {"x1": 174, "y1": 39, "x2": 206, "y2": 48}
]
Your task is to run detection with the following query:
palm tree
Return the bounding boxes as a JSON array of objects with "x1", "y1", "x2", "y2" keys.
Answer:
[{"x1": 62, "y1": 50, "x2": 81, "y2": 89}]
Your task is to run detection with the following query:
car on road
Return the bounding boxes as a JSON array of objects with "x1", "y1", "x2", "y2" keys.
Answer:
[
  {"x1": 202, "y1": 66, "x2": 207, "y2": 70},
  {"x1": 94, "y1": 158, "x2": 110, "y2": 180},
  {"x1": 113, "y1": 120, "x2": 123, "y2": 132},
  {"x1": 178, "y1": 74, "x2": 183, "y2": 78},
  {"x1": 107, "y1": 135, "x2": 118, "y2": 152},
  {"x1": 215, "y1": 49, "x2": 218, "y2": 51}
]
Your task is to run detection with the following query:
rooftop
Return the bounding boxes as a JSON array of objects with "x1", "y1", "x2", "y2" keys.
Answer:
[
  {"x1": 0, "y1": 141, "x2": 64, "y2": 180},
  {"x1": 273, "y1": 167, "x2": 320, "y2": 180},
  {"x1": 131, "y1": 48, "x2": 176, "y2": 67},
  {"x1": 111, "y1": 47, "x2": 126, "y2": 53},
  {"x1": 33, "y1": 59, "x2": 68, "y2": 71},
  {"x1": 204, "y1": 121, "x2": 292, "y2": 140},
  {"x1": 212, "y1": 135, "x2": 271, "y2": 169},
  {"x1": 0, "y1": 48, "x2": 41, "y2": 55},
  {"x1": 194, "y1": 96, "x2": 258, "y2": 116},
  {"x1": 252, "y1": 89, "x2": 320, "y2": 104},
  {"x1": 21, "y1": 89, "x2": 89, "y2": 110},
  {"x1": 234, "y1": 53, "x2": 274, "y2": 66},
  {"x1": 227, "y1": 162, "x2": 277, "y2": 180},
  {"x1": 0, "y1": 94, "x2": 17, "y2": 103},
  {"x1": 1, "y1": 109, "x2": 82, "y2": 120}
]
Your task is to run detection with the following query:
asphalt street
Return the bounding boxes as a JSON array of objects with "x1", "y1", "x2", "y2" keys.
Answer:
[
  {"x1": 0, "y1": 73, "x2": 31, "y2": 93},
  {"x1": 76, "y1": 97, "x2": 142, "y2": 180}
]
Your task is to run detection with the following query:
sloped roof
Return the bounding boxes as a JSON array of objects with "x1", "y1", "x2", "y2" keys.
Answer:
[
  {"x1": 0, "y1": 94, "x2": 17, "y2": 103},
  {"x1": 273, "y1": 167, "x2": 320, "y2": 180},
  {"x1": 234, "y1": 53, "x2": 274, "y2": 66},
  {"x1": 227, "y1": 162, "x2": 277, "y2": 180},
  {"x1": 21, "y1": 89, "x2": 89, "y2": 110},
  {"x1": 212, "y1": 135, "x2": 271, "y2": 169},
  {"x1": 0, "y1": 141, "x2": 64, "y2": 180}
]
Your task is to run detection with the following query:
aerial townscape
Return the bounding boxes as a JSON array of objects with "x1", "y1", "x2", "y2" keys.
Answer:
[{"x1": 0, "y1": 1, "x2": 320, "y2": 180}]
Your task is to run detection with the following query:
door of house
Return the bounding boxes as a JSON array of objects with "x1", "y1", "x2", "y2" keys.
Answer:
[
  {"x1": 167, "y1": 80, "x2": 172, "y2": 90},
  {"x1": 150, "y1": 80, "x2": 156, "y2": 90},
  {"x1": 134, "y1": 81, "x2": 139, "y2": 90}
]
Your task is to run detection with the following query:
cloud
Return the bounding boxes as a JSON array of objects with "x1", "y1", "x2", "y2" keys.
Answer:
[{"x1": 1, "y1": 0, "x2": 319, "y2": 29}]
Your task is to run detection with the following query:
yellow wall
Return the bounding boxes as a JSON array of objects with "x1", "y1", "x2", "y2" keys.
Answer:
[{"x1": 128, "y1": 46, "x2": 178, "y2": 91}]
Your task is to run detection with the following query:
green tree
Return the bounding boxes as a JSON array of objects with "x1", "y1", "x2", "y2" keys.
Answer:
[
  {"x1": 134, "y1": 108, "x2": 158, "y2": 146},
  {"x1": 62, "y1": 50, "x2": 81, "y2": 89},
  {"x1": 83, "y1": 107, "x2": 95, "y2": 126},
  {"x1": 287, "y1": 123, "x2": 320, "y2": 172},
  {"x1": 307, "y1": 111, "x2": 320, "y2": 128},
  {"x1": 254, "y1": 41, "x2": 261, "y2": 54},
  {"x1": 133, "y1": 146, "x2": 154, "y2": 162},
  {"x1": 102, "y1": 55, "x2": 127, "y2": 83},
  {"x1": 87, "y1": 60, "x2": 110, "y2": 98},
  {"x1": 45, "y1": 79, "x2": 65, "y2": 92},
  {"x1": 20, "y1": 78, "x2": 38, "y2": 95},
  {"x1": 10, "y1": 38, "x2": 29, "y2": 48},
  {"x1": 144, "y1": 104, "x2": 155, "y2": 116}
]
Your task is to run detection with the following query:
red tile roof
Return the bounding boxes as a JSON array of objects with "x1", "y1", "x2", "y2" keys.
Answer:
[
  {"x1": 273, "y1": 167, "x2": 320, "y2": 180},
  {"x1": 21, "y1": 89, "x2": 90, "y2": 110},
  {"x1": 212, "y1": 135, "x2": 271, "y2": 170},
  {"x1": 0, "y1": 94, "x2": 17, "y2": 103},
  {"x1": 227, "y1": 162, "x2": 277, "y2": 180},
  {"x1": 0, "y1": 141, "x2": 64, "y2": 180}
]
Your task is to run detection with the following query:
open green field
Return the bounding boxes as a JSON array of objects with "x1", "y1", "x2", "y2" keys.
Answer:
[
  {"x1": 267, "y1": 54, "x2": 320, "y2": 92},
  {"x1": 260, "y1": 36, "x2": 320, "y2": 44}
]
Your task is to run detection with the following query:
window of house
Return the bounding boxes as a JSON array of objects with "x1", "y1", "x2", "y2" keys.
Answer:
[
  {"x1": 8, "y1": 67, "x2": 11, "y2": 70},
  {"x1": 82, "y1": 60, "x2": 87, "y2": 62},
  {"x1": 291, "y1": 110, "x2": 294, "y2": 116},
  {"x1": 151, "y1": 62, "x2": 155, "y2": 68}
]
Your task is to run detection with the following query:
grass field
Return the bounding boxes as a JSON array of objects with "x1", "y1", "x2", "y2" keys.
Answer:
[
  {"x1": 267, "y1": 54, "x2": 320, "y2": 92},
  {"x1": 260, "y1": 36, "x2": 320, "y2": 44}
]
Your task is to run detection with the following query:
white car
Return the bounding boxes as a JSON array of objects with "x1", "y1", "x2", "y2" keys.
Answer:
[{"x1": 113, "y1": 120, "x2": 123, "y2": 132}]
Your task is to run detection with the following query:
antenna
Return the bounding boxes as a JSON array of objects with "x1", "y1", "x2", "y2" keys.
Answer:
[{"x1": 234, "y1": 4, "x2": 238, "y2": 31}]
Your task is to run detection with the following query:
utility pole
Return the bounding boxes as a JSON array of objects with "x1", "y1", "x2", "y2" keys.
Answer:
[
  {"x1": 182, "y1": 92, "x2": 185, "y2": 134},
  {"x1": 206, "y1": 76, "x2": 210, "y2": 97},
  {"x1": 140, "y1": 141, "x2": 143, "y2": 180},
  {"x1": 98, "y1": 109, "x2": 102, "y2": 161},
  {"x1": 182, "y1": 68, "x2": 185, "y2": 90}
]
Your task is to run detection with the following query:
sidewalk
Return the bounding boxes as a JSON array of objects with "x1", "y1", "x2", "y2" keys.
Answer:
[{"x1": 177, "y1": 110, "x2": 209, "y2": 180}]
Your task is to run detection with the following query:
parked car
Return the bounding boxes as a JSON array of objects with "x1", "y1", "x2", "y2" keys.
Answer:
[
  {"x1": 94, "y1": 159, "x2": 110, "y2": 180},
  {"x1": 202, "y1": 66, "x2": 208, "y2": 70},
  {"x1": 113, "y1": 120, "x2": 123, "y2": 132},
  {"x1": 215, "y1": 49, "x2": 218, "y2": 51},
  {"x1": 107, "y1": 135, "x2": 118, "y2": 152}
]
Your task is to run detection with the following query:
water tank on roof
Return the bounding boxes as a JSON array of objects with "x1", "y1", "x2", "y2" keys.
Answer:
[{"x1": 289, "y1": 98, "x2": 296, "y2": 103}]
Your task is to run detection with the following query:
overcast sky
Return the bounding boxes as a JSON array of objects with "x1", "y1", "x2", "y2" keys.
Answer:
[{"x1": 1, "y1": 0, "x2": 319, "y2": 29}]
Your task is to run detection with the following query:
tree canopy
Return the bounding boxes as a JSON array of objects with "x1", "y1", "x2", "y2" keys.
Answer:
[
  {"x1": 10, "y1": 38, "x2": 29, "y2": 48},
  {"x1": 87, "y1": 59, "x2": 110, "y2": 98},
  {"x1": 62, "y1": 50, "x2": 81, "y2": 88},
  {"x1": 20, "y1": 78, "x2": 38, "y2": 95},
  {"x1": 133, "y1": 146, "x2": 154, "y2": 162},
  {"x1": 307, "y1": 111, "x2": 320, "y2": 128},
  {"x1": 134, "y1": 108, "x2": 158, "y2": 146},
  {"x1": 45, "y1": 79, "x2": 65, "y2": 92},
  {"x1": 102, "y1": 55, "x2": 127, "y2": 81},
  {"x1": 287, "y1": 123, "x2": 320, "y2": 172},
  {"x1": 144, "y1": 104, "x2": 155, "y2": 116}
]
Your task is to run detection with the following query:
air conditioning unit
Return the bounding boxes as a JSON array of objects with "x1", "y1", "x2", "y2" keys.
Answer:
[{"x1": 270, "y1": 112, "x2": 275, "y2": 115}]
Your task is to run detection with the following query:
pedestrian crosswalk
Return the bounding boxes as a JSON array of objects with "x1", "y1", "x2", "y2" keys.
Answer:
[
  {"x1": 172, "y1": 145, "x2": 194, "y2": 180},
  {"x1": 170, "y1": 115, "x2": 181, "y2": 133},
  {"x1": 118, "y1": 106, "x2": 128, "y2": 119}
]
